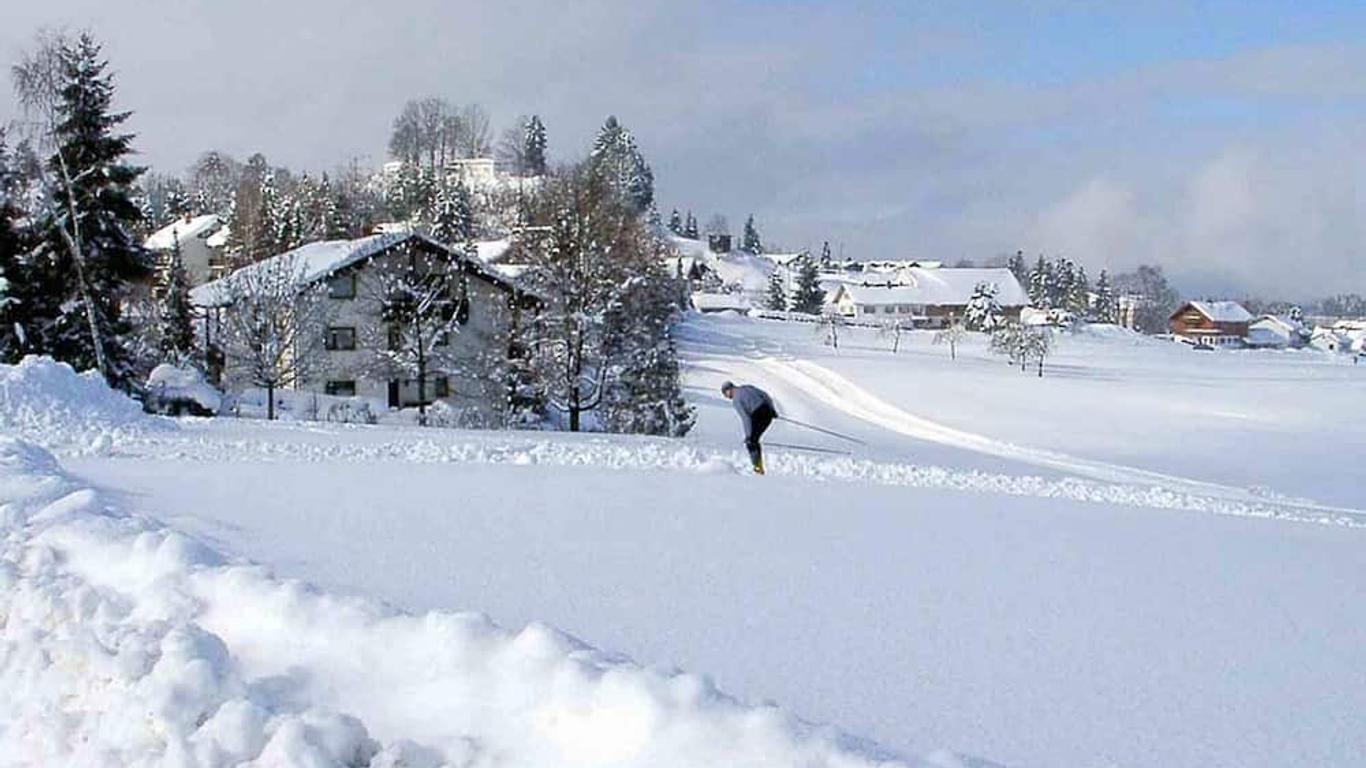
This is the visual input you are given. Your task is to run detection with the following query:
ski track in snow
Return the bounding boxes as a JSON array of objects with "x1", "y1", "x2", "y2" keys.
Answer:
[{"x1": 87, "y1": 423, "x2": 1366, "y2": 530}]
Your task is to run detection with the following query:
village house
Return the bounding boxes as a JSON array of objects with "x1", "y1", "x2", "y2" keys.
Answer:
[
  {"x1": 143, "y1": 214, "x2": 228, "y2": 285},
  {"x1": 829, "y1": 267, "x2": 1027, "y2": 327},
  {"x1": 190, "y1": 232, "x2": 539, "y2": 417},
  {"x1": 1167, "y1": 301, "x2": 1252, "y2": 346},
  {"x1": 1246, "y1": 315, "x2": 1309, "y2": 349}
]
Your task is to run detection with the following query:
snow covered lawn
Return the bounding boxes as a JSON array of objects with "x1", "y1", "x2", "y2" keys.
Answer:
[{"x1": 7, "y1": 312, "x2": 1366, "y2": 767}]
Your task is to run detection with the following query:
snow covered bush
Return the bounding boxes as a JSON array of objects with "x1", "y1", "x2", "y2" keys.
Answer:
[{"x1": 325, "y1": 399, "x2": 378, "y2": 425}]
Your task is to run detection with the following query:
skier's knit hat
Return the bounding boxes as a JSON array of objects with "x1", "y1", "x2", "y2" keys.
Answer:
[{"x1": 720, "y1": 380, "x2": 735, "y2": 394}]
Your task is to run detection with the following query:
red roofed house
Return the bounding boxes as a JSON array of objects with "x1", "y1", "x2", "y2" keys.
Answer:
[{"x1": 1168, "y1": 301, "x2": 1252, "y2": 347}]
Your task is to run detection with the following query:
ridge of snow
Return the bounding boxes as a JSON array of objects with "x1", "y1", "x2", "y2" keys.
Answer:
[{"x1": 0, "y1": 356, "x2": 172, "y2": 453}]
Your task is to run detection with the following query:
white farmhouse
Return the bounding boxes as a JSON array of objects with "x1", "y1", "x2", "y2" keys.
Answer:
[
  {"x1": 1246, "y1": 315, "x2": 1308, "y2": 349},
  {"x1": 191, "y1": 232, "x2": 540, "y2": 416},
  {"x1": 143, "y1": 214, "x2": 227, "y2": 285},
  {"x1": 830, "y1": 267, "x2": 1027, "y2": 327}
]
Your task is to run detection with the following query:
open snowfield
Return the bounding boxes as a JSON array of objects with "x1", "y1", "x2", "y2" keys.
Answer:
[{"x1": 5, "y1": 315, "x2": 1366, "y2": 767}]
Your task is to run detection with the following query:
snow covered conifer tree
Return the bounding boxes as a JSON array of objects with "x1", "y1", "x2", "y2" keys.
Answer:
[
  {"x1": 1028, "y1": 255, "x2": 1050, "y2": 308},
  {"x1": 1093, "y1": 269, "x2": 1116, "y2": 324},
  {"x1": 820, "y1": 240, "x2": 832, "y2": 268},
  {"x1": 683, "y1": 211, "x2": 698, "y2": 239},
  {"x1": 668, "y1": 208, "x2": 682, "y2": 235},
  {"x1": 429, "y1": 181, "x2": 474, "y2": 247},
  {"x1": 156, "y1": 232, "x2": 196, "y2": 361},
  {"x1": 741, "y1": 215, "x2": 763, "y2": 254},
  {"x1": 790, "y1": 255, "x2": 825, "y2": 314},
  {"x1": 588, "y1": 116, "x2": 653, "y2": 215},
  {"x1": 19, "y1": 33, "x2": 152, "y2": 384},
  {"x1": 964, "y1": 281, "x2": 1003, "y2": 331},
  {"x1": 1007, "y1": 250, "x2": 1028, "y2": 285},
  {"x1": 764, "y1": 269, "x2": 788, "y2": 311},
  {"x1": 523, "y1": 115, "x2": 548, "y2": 176},
  {"x1": 1067, "y1": 265, "x2": 1091, "y2": 318}
]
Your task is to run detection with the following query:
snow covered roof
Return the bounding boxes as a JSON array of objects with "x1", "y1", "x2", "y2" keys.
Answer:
[
  {"x1": 205, "y1": 226, "x2": 229, "y2": 249},
  {"x1": 190, "y1": 233, "x2": 530, "y2": 308},
  {"x1": 474, "y1": 239, "x2": 512, "y2": 264},
  {"x1": 144, "y1": 214, "x2": 224, "y2": 251},
  {"x1": 1249, "y1": 315, "x2": 1301, "y2": 333},
  {"x1": 1185, "y1": 301, "x2": 1252, "y2": 323},
  {"x1": 764, "y1": 252, "x2": 810, "y2": 266},
  {"x1": 834, "y1": 268, "x2": 1027, "y2": 307}
]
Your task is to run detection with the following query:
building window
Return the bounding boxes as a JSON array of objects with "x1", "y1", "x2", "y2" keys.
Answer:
[
  {"x1": 328, "y1": 273, "x2": 357, "y2": 299},
  {"x1": 433, "y1": 376, "x2": 450, "y2": 398},
  {"x1": 898, "y1": 305, "x2": 911, "y2": 313},
  {"x1": 883, "y1": 306, "x2": 895, "y2": 314},
  {"x1": 435, "y1": 329, "x2": 451, "y2": 347},
  {"x1": 325, "y1": 380, "x2": 356, "y2": 397},
  {"x1": 862, "y1": 306, "x2": 875, "y2": 315},
  {"x1": 326, "y1": 326, "x2": 357, "y2": 351}
]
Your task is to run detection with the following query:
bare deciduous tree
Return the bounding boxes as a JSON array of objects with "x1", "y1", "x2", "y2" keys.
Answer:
[
  {"x1": 218, "y1": 254, "x2": 333, "y2": 419},
  {"x1": 361, "y1": 240, "x2": 469, "y2": 426},
  {"x1": 933, "y1": 318, "x2": 967, "y2": 359}
]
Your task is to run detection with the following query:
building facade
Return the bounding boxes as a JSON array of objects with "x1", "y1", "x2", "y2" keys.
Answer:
[{"x1": 192, "y1": 233, "x2": 539, "y2": 419}]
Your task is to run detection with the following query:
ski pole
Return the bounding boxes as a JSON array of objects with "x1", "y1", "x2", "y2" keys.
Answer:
[
  {"x1": 776, "y1": 416, "x2": 867, "y2": 445},
  {"x1": 765, "y1": 441, "x2": 853, "y2": 456}
]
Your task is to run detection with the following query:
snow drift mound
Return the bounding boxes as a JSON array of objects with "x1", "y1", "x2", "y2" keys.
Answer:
[
  {"x1": 0, "y1": 356, "x2": 170, "y2": 452},
  {"x1": 0, "y1": 437, "x2": 946, "y2": 768}
]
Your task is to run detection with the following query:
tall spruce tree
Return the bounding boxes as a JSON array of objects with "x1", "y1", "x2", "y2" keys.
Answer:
[
  {"x1": 1093, "y1": 269, "x2": 1116, "y2": 324},
  {"x1": 1028, "y1": 255, "x2": 1050, "y2": 307},
  {"x1": 790, "y1": 255, "x2": 824, "y2": 314},
  {"x1": 33, "y1": 34, "x2": 151, "y2": 384},
  {"x1": 429, "y1": 181, "x2": 475, "y2": 247},
  {"x1": 1007, "y1": 250, "x2": 1028, "y2": 286},
  {"x1": 523, "y1": 115, "x2": 548, "y2": 176},
  {"x1": 683, "y1": 211, "x2": 698, "y2": 239},
  {"x1": 764, "y1": 269, "x2": 788, "y2": 311},
  {"x1": 741, "y1": 215, "x2": 763, "y2": 254},
  {"x1": 588, "y1": 116, "x2": 654, "y2": 214},
  {"x1": 820, "y1": 240, "x2": 832, "y2": 268},
  {"x1": 156, "y1": 232, "x2": 195, "y2": 360}
]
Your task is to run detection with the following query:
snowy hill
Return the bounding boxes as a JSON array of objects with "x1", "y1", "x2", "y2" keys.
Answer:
[{"x1": 5, "y1": 315, "x2": 1366, "y2": 767}]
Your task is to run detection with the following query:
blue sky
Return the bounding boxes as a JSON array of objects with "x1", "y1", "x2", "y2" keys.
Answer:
[{"x1": 2, "y1": 0, "x2": 1364, "y2": 298}]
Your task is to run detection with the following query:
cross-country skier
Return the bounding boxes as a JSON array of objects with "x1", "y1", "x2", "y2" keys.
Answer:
[{"x1": 721, "y1": 380, "x2": 777, "y2": 474}]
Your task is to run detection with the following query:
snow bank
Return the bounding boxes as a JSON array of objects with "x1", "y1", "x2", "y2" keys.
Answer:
[
  {"x1": 0, "y1": 436, "x2": 924, "y2": 767},
  {"x1": 0, "y1": 356, "x2": 171, "y2": 453}
]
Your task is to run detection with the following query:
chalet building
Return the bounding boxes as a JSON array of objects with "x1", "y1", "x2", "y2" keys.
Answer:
[
  {"x1": 190, "y1": 232, "x2": 539, "y2": 416},
  {"x1": 829, "y1": 267, "x2": 1027, "y2": 328},
  {"x1": 1168, "y1": 301, "x2": 1252, "y2": 346},
  {"x1": 144, "y1": 214, "x2": 228, "y2": 285}
]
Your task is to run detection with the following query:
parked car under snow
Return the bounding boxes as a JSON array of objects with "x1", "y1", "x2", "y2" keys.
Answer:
[{"x1": 142, "y1": 364, "x2": 222, "y2": 417}]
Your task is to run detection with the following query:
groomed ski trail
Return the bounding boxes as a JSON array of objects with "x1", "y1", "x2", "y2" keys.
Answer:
[{"x1": 753, "y1": 355, "x2": 1365, "y2": 520}]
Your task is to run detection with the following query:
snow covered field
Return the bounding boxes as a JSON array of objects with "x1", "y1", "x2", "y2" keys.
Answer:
[{"x1": 6, "y1": 315, "x2": 1366, "y2": 767}]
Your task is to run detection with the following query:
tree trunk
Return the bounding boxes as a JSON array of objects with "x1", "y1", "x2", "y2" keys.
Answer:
[
  {"x1": 267, "y1": 382, "x2": 276, "y2": 420},
  {"x1": 1038, "y1": 357, "x2": 1044, "y2": 378}
]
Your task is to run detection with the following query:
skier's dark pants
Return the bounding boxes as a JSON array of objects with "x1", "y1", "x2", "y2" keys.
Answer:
[{"x1": 745, "y1": 403, "x2": 776, "y2": 468}]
